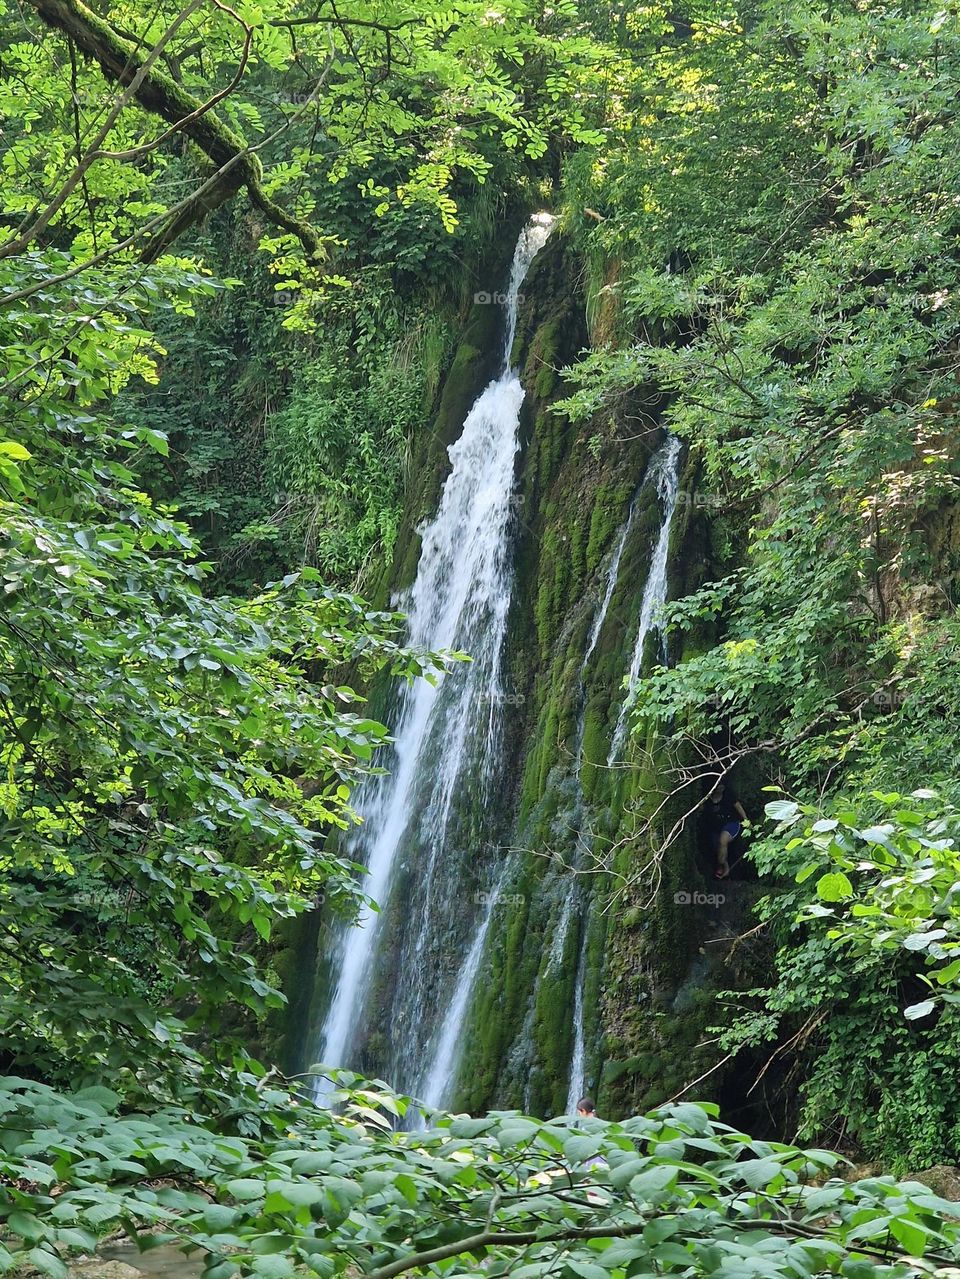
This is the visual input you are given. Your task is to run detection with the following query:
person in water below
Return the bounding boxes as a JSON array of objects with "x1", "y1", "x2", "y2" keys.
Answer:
[{"x1": 706, "y1": 779, "x2": 749, "y2": 881}]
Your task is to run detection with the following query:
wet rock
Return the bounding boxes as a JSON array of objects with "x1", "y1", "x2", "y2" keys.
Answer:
[
  {"x1": 69, "y1": 1263, "x2": 143, "y2": 1279},
  {"x1": 912, "y1": 1164, "x2": 960, "y2": 1201}
]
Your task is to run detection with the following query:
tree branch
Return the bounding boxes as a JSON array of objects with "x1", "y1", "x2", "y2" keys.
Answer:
[
  {"x1": 366, "y1": 1220, "x2": 650, "y2": 1279},
  {"x1": 1, "y1": 0, "x2": 208, "y2": 259},
  {"x1": 17, "y1": 0, "x2": 325, "y2": 260},
  {"x1": 0, "y1": 52, "x2": 335, "y2": 304}
]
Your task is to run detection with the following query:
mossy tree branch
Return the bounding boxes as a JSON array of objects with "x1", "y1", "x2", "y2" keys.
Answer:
[{"x1": 19, "y1": 0, "x2": 326, "y2": 261}]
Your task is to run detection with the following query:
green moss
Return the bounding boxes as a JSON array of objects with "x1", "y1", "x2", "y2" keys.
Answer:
[
  {"x1": 371, "y1": 301, "x2": 503, "y2": 605},
  {"x1": 585, "y1": 483, "x2": 624, "y2": 575},
  {"x1": 292, "y1": 227, "x2": 767, "y2": 1123}
]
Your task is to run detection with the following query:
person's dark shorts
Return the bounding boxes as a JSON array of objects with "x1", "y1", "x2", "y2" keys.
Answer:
[{"x1": 721, "y1": 821, "x2": 741, "y2": 839}]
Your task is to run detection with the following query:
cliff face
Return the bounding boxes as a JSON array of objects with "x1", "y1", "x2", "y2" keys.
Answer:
[{"x1": 291, "y1": 225, "x2": 770, "y2": 1120}]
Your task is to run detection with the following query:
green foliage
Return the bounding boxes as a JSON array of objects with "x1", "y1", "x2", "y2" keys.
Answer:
[
  {"x1": 5, "y1": 1074, "x2": 960, "y2": 1278},
  {"x1": 546, "y1": 0, "x2": 960, "y2": 1161},
  {"x1": 717, "y1": 793, "x2": 960, "y2": 1170},
  {"x1": 126, "y1": 242, "x2": 449, "y2": 590},
  {"x1": 114, "y1": 227, "x2": 297, "y2": 592},
  {"x1": 0, "y1": 0, "x2": 613, "y2": 274},
  {"x1": 7, "y1": 0, "x2": 960, "y2": 1236},
  {"x1": 558, "y1": 1, "x2": 960, "y2": 794},
  {"x1": 258, "y1": 283, "x2": 449, "y2": 587},
  {"x1": 0, "y1": 249, "x2": 449, "y2": 1106}
]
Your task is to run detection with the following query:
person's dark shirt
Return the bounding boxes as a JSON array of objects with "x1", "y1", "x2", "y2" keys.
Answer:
[{"x1": 706, "y1": 790, "x2": 740, "y2": 830}]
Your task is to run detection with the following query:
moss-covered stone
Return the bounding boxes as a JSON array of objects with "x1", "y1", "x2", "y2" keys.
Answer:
[{"x1": 287, "y1": 223, "x2": 776, "y2": 1128}]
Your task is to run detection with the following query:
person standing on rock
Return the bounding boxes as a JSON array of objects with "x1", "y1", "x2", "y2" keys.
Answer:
[{"x1": 706, "y1": 778, "x2": 748, "y2": 881}]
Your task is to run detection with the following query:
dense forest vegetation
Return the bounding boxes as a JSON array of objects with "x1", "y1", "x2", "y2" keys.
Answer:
[{"x1": 5, "y1": 0, "x2": 960, "y2": 1275}]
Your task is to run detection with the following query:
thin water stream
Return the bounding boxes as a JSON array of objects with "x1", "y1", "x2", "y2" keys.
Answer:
[
  {"x1": 607, "y1": 436, "x2": 682, "y2": 763},
  {"x1": 564, "y1": 434, "x2": 682, "y2": 1107}
]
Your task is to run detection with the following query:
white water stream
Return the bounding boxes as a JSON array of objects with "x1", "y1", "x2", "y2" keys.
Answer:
[
  {"x1": 316, "y1": 214, "x2": 555, "y2": 1105},
  {"x1": 607, "y1": 436, "x2": 682, "y2": 763},
  {"x1": 563, "y1": 435, "x2": 682, "y2": 1107},
  {"x1": 419, "y1": 870, "x2": 504, "y2": 1109},
  {"x1": 560, "y1": 494, "x2": 641, "y2": 1110}
]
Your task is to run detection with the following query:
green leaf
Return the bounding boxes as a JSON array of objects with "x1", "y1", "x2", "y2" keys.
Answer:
[
  {"x1": 567, "y1": 1262, "x2": 609, "y2": 1279},
  {"x1": 934, "y1": 958, "x2": 960, "y2": 984},
  {"x1": 903, "y1": 930, "x2": 946, "y2": 951},
  {"x1": 608, "y1": 1157, "x2": 649, "y2": 1190},
  {"x1": 7, "y1": 1211, "x2": 46, "y2": 1242},
  {"x1": 766, "y1": 800, "x2": 800, "y2": 822},
  {"x1": 251, "y1": 1257, "x2": 296, "y2": 1278},
  {"x1": 26, "y1": 1247, "x2": 68, "y2": 1279},
  {"x1": 888, "y1": 1216, "x2": 928, "y2": 1256},
  {"x1": 0, "y1": 441, "x2": 31, "y2": 461},
  {"x1": 563, "y1": 1133, "x2": 605, "y2": 1162},
  {"x1": 137, "y1": 427, "x2": 170, "y2": 456},
  {"x1": 816, "y1": 873, "x2": 854, "y2": 903},
  {"x1": 226, "y1": 1178, "x2": 265, "y2": 1201},
  {"x1": 264, "y1": 1181, "x2": 324, "y2": 1211},
  {"x1": 904, "y1": 1000, "x2": 937, "y2": 1020},
  {"x1": 629, "y1": 1164, "x2": 678, "y2": 1200}
]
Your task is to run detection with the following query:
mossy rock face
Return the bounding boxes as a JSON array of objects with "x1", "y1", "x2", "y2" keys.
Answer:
[
  {"x1": 288, "y1": 223, "x2": 777, "y2": 1126},
  {"x1": 379, "y1": 308, "x2": 503, "y2": 603},
  {"x1": 463, "y1": 398, "x2": 771, "y2": 1119}
]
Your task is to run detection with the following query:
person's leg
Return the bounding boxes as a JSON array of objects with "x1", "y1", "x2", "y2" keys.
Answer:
[{"x1": 715, "y1": 829, "x2": 731, "y2": 879}]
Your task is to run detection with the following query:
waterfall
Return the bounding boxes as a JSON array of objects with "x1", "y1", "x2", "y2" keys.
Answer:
[
  {"x1": 315, "y1": 213, "x2": 555, "y2": 1102},
  {"x1": 419, "y1": 872, "x2": 504, "y2": 1110},
  {"x1": 565, "y1": 925, "x2": 589, "y2": 1112},
  {"x1": 559, "y1": 496, "x2": 641, "y2": 1111},
  {"x1": 607, "y1": 435, "x2": 682, "y2": 763}
]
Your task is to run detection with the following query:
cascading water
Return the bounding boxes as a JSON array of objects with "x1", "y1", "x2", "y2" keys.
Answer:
[
  {"x1": 560, "y1": 495, "x2": 642, "y2": 1111},
  {"x1": 498, "y1": 438, "x2": 681, "y2": 1113},
  {"x1": 607, "y1": 435, "x2": 683, "y2": 764},
  {"x1": 418, "y1": 865, "x2": 507, "y2": 1110},
  {"x1": 315, "y1": 213, "x2": 555, "y2": 1105},
  {"x1": 565, "y1": 926, "x2": 589, "y2": 1112}
]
